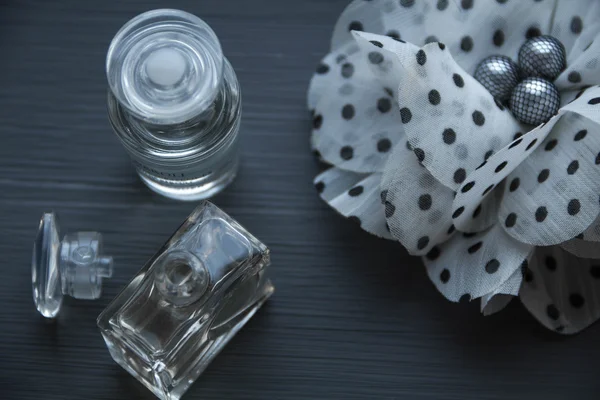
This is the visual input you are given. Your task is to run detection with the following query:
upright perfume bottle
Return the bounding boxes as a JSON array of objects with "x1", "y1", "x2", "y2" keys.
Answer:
[
  {"x1": 106, "y1": 9, "x2": 242, "y2": 201},
  {"x1": 97, "y1": 202, "x2": 273, "y2": 400}
]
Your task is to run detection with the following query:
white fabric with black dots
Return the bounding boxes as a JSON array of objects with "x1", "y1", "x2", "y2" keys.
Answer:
[
  {"x1": 423, "y1": 223, "x2": 533, "y2": 302},
  {"x1": 307, "y1": 0, "x2": 600, "y2": 332},
  {"x1": 381, "y1": 145, "x2": 456, "y2": 256},
  {"x1": 520, "y1": 246, "x2": 600, "y2": 335},
  {"x1": 314, "y1": 167, "x2": 392, "y2": 239}
]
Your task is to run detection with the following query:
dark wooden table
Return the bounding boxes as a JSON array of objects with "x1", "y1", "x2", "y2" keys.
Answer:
[{"x1": 1, "y1": 1, "x2": 599, "y2": 399}]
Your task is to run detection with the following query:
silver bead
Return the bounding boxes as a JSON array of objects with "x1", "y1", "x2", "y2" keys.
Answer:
[
  {"x1": 510, "y1": 77, "x2": 560, "y2": 126},
  {"x1": 474, "y1": 55, "x2": 520, "y2": 102},
  {"x1": 518, "y1": 35, "x2": 566, "y2": 80}
]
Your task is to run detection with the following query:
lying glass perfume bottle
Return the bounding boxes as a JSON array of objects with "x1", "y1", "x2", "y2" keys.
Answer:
[
  {"x1": 97, "y1": 202, "x2": 273, "y2": 400},
  {"x1": 106, "y1": 9, "x2": 241, "y2": 201},
  {"x1": 32, "y1": 212, "x2": 113, "y2": 318}
]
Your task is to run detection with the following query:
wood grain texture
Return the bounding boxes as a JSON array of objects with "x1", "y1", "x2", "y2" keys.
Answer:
[{"x1": 0, "y1": 1, "x2": 599, "y2": 399}]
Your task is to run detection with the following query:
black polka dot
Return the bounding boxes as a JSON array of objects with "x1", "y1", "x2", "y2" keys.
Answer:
[
  {"x1": 452, "y1": 207, "x2": 465, "y2": 219},
  {"x1": 574, "y1": 129, "x2": 587, "y2": 141},
  {"x1": 386, "y1": 30, "x2": 403, "y2": 42},
  {"x1": 368, "y1": 51, "x2": 384, "y2": 64},
  {"x1": 473, "y1": 205, "x2": 482, "y2": 218},
  {"x1": 447, "y1": 224, "x2": 456, "y2": 234},
  {"x1": 424, "y1": 35, "x2": 438, "y2": 44},
  {"x1": 313, "y1": 114, "x2": 323, "y2": 129},
  {"x1": 342, "y1": 104, "x2": 355, "y2": 120},
  {"x1": 417, "y1": 236, "x2": 430, "y2": 250},
  {"x1": 384, "y1": 87, "x2": 394, "y2": 97},
  {"x1": 429, "y1": 90, "x2": 441, "y2": 105},
  {"x1": 438, "y1": 42, "x2": 446, "y2": 50},
  {"x1": 315, "y1": 181, "x2": 325, "y2": 194},
  {"x1": 459, "y1": 294, "x2": 471, "y2": 303},
  {"x1": 526, "y1": 26, "x2": 542, "y2": 39},
  {"x1": 589, "y1": 97, "x2": 600, "y2": 105},
  {"x1": 316, "y1": 63, "x2": 329, "y2": 74},
  {"x1": 596, "y1": 152, "x2": 600, "y2": 165},
  {"x1": 414, "y1": 148, "x2": 425, "y2": 162},
  {"x1": 426, "y1": 246, "x2": 442, "y2": 261},
  {"x1": 571, "y1": 16, "x2": 583, "y2": 34},
  {"x1": 472, "y1": 111, "x2": 485, "y2": 126},
  {"x1": 462, "y1": 181, "x2": 475, "y2": 193},
  {"x1": 348, "y1": 186, "x2": 364, "y2": 197},
  {"x1": 538, "y1": 169, "x2": 550, "y2": 183},
  {"x1": 509, "y1": 178, "x2": 520, "y2": 192},
  {"x1": 348, "y1": 216, "x2": 361, "y2": 226},
  {"x1": 341, "y1": 63, "x2": 354, "y2": 78},
  {"x1": 348, "y1": 21, "x2": 363, "y2": 32},
  {"x1": 567, "y1": 160, "x2": 579, "y2": 175},
  {"x1": 437, "y1": 0, "x2": 449, "y2": 10},
  {"x1": 493, "y1": 30, "x2": 505, "y2": 46},
  {"x1": 545, "y1": 139, "x2": 558, "y2": 151},
  {"x1": 454, "y1": 168, "x2": 466, "y2": 184},
  {"x1": 514, "y1": 132, "x2": 523, "y2": 140},
  {"x1": 569, "y1": 293, "x2": 585, "y2": 308},
  {"x1": 590, "y1": 265, "x2": 600, "y2": 279},
  {"x1": 419, "y1": 194, "x2": 433, "y2": 210},
  {"x1": 400, "y1": 0, "x2": 415, "y2": 7},
  {"x1": 522, "y1": 260, "x2": 534, "y2": 282},
  {"x1": 546, "y1": 304, "x2": 560, "y2": 320},
  {"x1": 340, "y1": 146, "x2": 354, "y2": 160},
  {"x1": 468, "y1": 241, "x2": 482, "y2": 254},
  {"x1": 461, "y1": 36, "x2": 474, "y2": 52},
  {"x1": 482, "y1": 184, "x2": 494, "y2": 196},
  {"x1": 453, "y1": 73, "x2": 465, "y2": 88},
  {"x1": 370, "y1": 40, "x2": 383, "y2": 48},
  {"x1": 463, "y1": 232, "x2": 477, "y2": 238},
  {"x1": 495, "y1": 161, "x2": 507, "y2": 173},
  {"x1": 535, "y1": 206, "x2": 548, "y2": 222},
  {"x1": 440, "y1": 268, "x2": 450, "y2": 283},
  {"x1": 568, "y1": 71, "x2": 582, "y2": 83},
  {"x1": 461, "y1": 0, "x2": 473, "y2": 9},
  {"x1": 377, "y1": 138, "x2": 392, "y2": 153},
  {"x1": 505, "y1": 213, "x2": 517, "y2": 228},
  {"x1": 400, "y1": 107, "x2": 412, "y2": 123},
  {"x1": 509, "y1": 138, "x2": 523, "y2": 149},
  {"x1": 416, "y1": 50, "x2": 427, "y2": 65},
  {"x1": 526, "y1": 139, "x2": 538, "y2": 151},
  {"x1": 568, "y1": 199, "x2": 581, "y2": 215},
  {"x1": 443, "y1": 128, "x2": 456, "y2": 144},
  {"x1": 380, "y1": 190, "x2": 388, "y2": 204},
  {"x1": 377, "y1": 97, "x2": 392, "y2": 113},
  {"x1": 485, "y1": 259, "x2": 500, "y2": 274},
  {"x1": 385, "y1": 201, "x2": 396, "y2": 218},
  {"x1": 545, "y1": 255, "x2": 557, "y2": 271}
]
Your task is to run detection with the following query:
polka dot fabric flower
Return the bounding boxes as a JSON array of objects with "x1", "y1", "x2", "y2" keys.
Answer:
[{"x1": 309, "y1": 0, "x2": 600, "y2": 334}]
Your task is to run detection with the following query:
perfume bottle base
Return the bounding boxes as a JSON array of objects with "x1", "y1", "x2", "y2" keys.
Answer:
[
  {"x1": 138, "y1": 160, "x2": 238, "y2": 201},
  {"x1": 100, "y1": 279, "x2": 273, "y2": 400}
]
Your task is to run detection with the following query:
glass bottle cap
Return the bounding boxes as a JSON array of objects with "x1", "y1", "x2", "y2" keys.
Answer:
[
  {"x1": 32, "y1": 212, "x2": 63, "y2": 318},
  {"x1": 31, "y1": 213, "x2": 114, "y2": 318},
  {"x1": 106, "y1": 9, "x2": 224, "y2": 125}
]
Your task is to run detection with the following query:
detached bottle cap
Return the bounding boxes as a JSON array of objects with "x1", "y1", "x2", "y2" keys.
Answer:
[{"x1": 32, "y1": 212, "x2": 113, "y2": 318}]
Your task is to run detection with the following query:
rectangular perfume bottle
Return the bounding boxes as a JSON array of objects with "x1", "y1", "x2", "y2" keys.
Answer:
[{"x1": 97, "y1": 202, "x2": 273, "y2": 400}]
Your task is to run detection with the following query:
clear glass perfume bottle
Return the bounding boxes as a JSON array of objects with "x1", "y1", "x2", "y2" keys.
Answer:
[
  {"x1": 97, "y1": 201, "x2": 273, "y2": 400},
  {"x1": 106, "y1": 9, "x2": 242, "y2": 201},
  {"x1": 32, "y1": 212, "x2": 114, "y2": 318}
]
